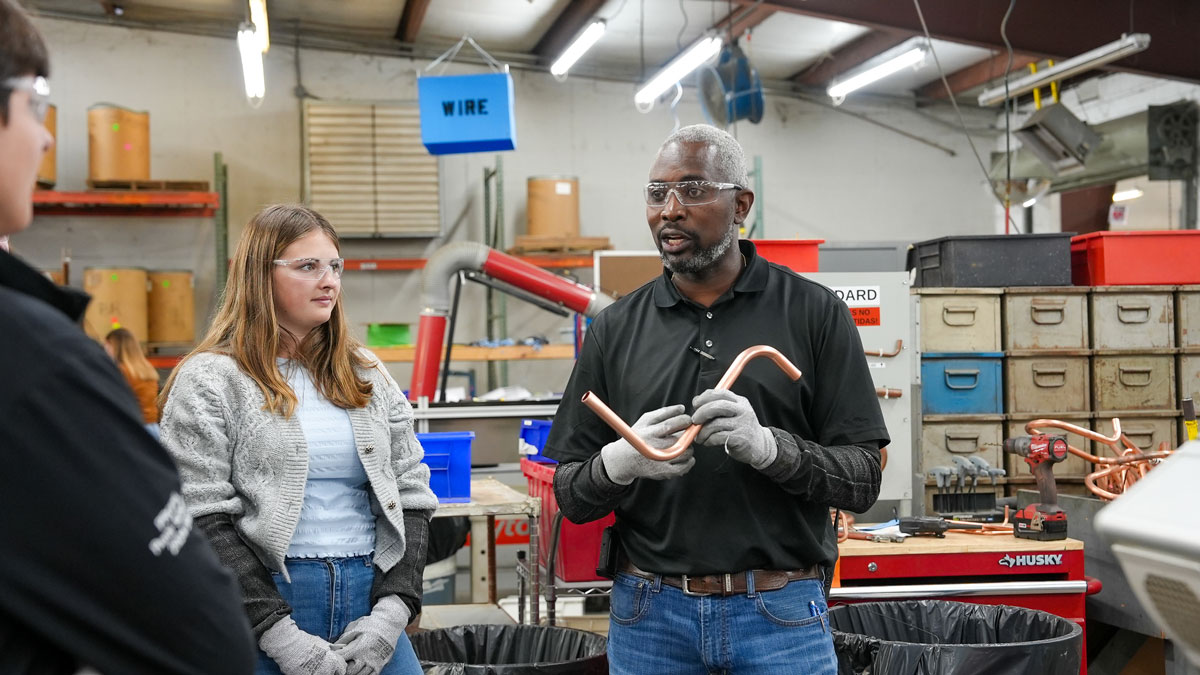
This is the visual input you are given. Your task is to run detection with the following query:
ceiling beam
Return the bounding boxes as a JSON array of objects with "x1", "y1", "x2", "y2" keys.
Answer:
[
  {"x1": 394, "y1": 0, "x2": 432, "y2": 44},
  {"x1": 791, "y1": 29, "x2": 911, "y2": 86},
  {"x1": 755, "y1": 0, "x2": 1200, "y2": 84},
  {"x1": 915, "y1": 51, "x2": 1040, "y2": 100},
  {"x1": 712, "y1": 3, "x2": 777, "y2": 41},
  {"x1": 532, "y1": 0, "x2": 608, "y2": 61}
]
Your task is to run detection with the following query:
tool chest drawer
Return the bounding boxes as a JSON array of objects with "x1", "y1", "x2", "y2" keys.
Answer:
[
  {"x1": 1005, "y1": 417, "x2": 1092, "y2": 479},
  {"x1": 922, "y1": 353, "x2": 1004, "y2": 414},
  {"x1": 1093, "y1": 414, "x2": 1178, "y2": 455},
  {"x1": 917, "y1": 290, "x2": 1002, "y2": 352},
  {"x1": 1090, "y1": 287, "x2": 1174, "y2": 349},
  {"x1": 1177, "y1": 286, "x2": 1200, "y2": 349},
  {"x1": 920, "y1": 416, "x2": 1003, "y2": 474},
  {"x1": 1178, "y1": 352, "x2": 1200, "y2": 402},
  {"x1": 1004, "y1": 288, "x2": 1089, "y2": 350},
  {"x1": 1092, "y1": 354, "x2": 1175, "y2": 411},
  {"x1": 1005, "y1": 354, "x2": 1090, "y2": 413}
]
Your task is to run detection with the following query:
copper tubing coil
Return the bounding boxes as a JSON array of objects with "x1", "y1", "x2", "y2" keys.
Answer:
[
  {"x1": 581, "y1": 345, "x2": 802, "y2": 461},
  {"x1": 876, "y1": 387, "x2": 903, "y2": 399},
  {"x1": 1024, "y1": 418, "x2": 1174, "y2": 501},
  {"x1": 865, "y1": 340, "x2": 903, "y2": 358}
]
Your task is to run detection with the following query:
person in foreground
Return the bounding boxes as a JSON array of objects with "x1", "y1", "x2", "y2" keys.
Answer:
[
  {"x1": 544, "y1": 124, "x2": 889, "y2": 674},
  {"x1": 0, "y1": 0, "x2": 255, "y2": 672},
  {"x1": 160, "y1": 204, "x2": 438, "y2": 675}
]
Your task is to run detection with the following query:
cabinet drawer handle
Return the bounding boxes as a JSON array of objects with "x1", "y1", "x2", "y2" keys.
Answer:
[
  {"x1": 942, "y1": 305, "x2": 978, "y2": 327},
  {"x1": 1030, "y1": 299, "x2": 1067, "y2": 325},
  {"x1": 945, "y1": 432, "x2": 981, "y2": 454},
  {"x1": 1116, "y1": 301, "x2": 1151, "y2": 324},
  {"x1": 1122, "y1": 426, "x2": 1156, "y2": 449},
  {"x1": 1031, "y1": 366, "x2": 1067, "y2": 388},
  {"x1": 944, "y1": 369, "x2": 980, "y2": 390},
  {"x1": 1117, "y1": 365, "x2": 1153, "y2": 387}
]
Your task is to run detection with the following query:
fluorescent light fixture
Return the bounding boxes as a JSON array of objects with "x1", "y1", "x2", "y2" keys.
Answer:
[
  {"x1": 827, "y1": 46, "x2": 926, "y2": 99},
  {"x1": 237, "y1": 24, "x2": 265, "y2": 101},
  {"x1": 1113, "y1": 188, "x2": 1144, "y2": 202},
  {"x1": 635, "y1": 35, "x2": 723, "y2": 106},
  {"x1": 1023, "y1": 198, "x2": 1038, "y2": 208},
  {"x1": 551, "y1": 20, "x2": 605, "y2": 77},
  {"x1": 978, "y1": 33, "x2": 1150, "y2": 106},
  {"x1": 249, "y1": 0, "x2": 269, "y2": 53}
]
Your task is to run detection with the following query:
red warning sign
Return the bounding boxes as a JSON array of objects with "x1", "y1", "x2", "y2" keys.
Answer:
[{"x1": 849, "y1": 306, "x2": 881, "y2": 326}]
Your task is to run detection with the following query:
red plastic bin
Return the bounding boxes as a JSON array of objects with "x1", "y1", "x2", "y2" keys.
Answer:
[
  {"x1": 521, "y1": 457, "x2": 615, "y2": 582},
  {"x1": 750, "y1": 239, "x2": 824, "y2": 272},
  {"x1": 1071, "y1": 231, "x2": 1200, "y2": 285}
]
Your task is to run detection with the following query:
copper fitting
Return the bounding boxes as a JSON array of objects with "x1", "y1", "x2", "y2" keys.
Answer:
[
  {"x1": 876, "y1": 387, "x2": 903, "y2": 399},
  {"x1": 865, "y1": 339, "x2": 903, "y2": 358},
  {"x1": 581, "y1": 345, "x2": 802, "y2": 461}
]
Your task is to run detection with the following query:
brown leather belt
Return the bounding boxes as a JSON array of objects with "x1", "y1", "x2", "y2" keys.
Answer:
[{"x1": 619, "y1": 560, "x2": 820, "y2": 597}]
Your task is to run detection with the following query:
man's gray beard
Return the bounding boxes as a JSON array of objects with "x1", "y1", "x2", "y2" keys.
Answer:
[{"x1": 662, "y1": 225, "x2": 737, "y2": 275}]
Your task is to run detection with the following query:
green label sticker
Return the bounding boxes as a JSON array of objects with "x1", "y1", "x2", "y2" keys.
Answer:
[
  {"x1": 110, "y1": 273, "x2": 119, "y2": 281},
  {"x1": 112, "y1": 123, "x2": 120, "y2": 132},
  {"x1": 162, "y1": 280, "x2": 171, "y2": 288}
]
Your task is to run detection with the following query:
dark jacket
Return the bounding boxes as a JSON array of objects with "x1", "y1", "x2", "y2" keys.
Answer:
[{"x1": 0, "y1": 249, "x2": 256, "y2": 675}]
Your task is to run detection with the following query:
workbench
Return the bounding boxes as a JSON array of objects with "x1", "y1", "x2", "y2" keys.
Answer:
[
  {"x1": 834, "y1": 532, "x2": 1092, "y2": 675},
  {"x1": 433, "y1": 478, "x2": 541, "y2": 624}
]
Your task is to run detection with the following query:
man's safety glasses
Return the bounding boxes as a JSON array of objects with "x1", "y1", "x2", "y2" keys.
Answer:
[
  {"x1": 2, "y1": 76, "x2": 51, "y2": 123},
  {"x1": 273, "y1": 257, "x2": 345, "y2": 280},
  {"x1": 644, "y1": 180, "x2": 741, "y2": 207}
]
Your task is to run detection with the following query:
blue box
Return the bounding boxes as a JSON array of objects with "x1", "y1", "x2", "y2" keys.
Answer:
[
  {"x1": 921, "y1": 353, "x2": 1004, "y2": 415},
  {"x1": 416, "y1": 431, "x2": 474, "y2": 503},
  {"x1": 418, "y1": 72, "x2": 516, "y2": 155},
  {"x1": 518, "y1": 419, "x2": 554, "y2": 463}
]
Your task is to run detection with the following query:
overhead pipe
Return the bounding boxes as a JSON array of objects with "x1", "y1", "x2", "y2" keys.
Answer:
[
  {"x1": 582, "y1": 345, "x2": 802, "y2": 461},
  {"x1": 409, "y1": 242, "x2": 614, "y2": 401}
]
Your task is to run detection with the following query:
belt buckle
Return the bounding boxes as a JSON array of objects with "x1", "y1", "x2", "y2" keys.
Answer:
[{"x1": 680, "y1": 574, "x2": 711, "y2": 596}]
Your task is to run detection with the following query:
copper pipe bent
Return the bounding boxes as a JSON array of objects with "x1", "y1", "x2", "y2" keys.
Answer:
[
  {"x1": 581, "y1": 345, "x2": 802, "y2": 461},
  {"x1": 865, "y1": 339, "x2": 903, "y2": 358}
]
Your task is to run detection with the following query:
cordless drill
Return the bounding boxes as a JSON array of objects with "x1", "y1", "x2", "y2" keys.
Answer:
[{"x1": 1004, "y1": 434, "x2": 1070, "y2": 540}]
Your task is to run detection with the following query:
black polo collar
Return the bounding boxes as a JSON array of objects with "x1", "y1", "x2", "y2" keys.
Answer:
[
  {"x1": 0, "y1": 249, "x2": 91, "y2": 321},
  {"x1": 652, "y1": 239, "x2": 769, "y2": 308}
]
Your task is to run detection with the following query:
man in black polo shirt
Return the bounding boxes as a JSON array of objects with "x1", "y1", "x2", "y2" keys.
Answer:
[
  {"x1": 0, "y1": 1, "x2": 255, "y2": 671},
  {"x1": 545, "y1": 124, "x2": 888, "y2": 674}
]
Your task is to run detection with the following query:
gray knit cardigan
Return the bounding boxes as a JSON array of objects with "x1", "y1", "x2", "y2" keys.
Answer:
[{"x1": 160, "y1": 350, "x2": 439, "y2": 580}]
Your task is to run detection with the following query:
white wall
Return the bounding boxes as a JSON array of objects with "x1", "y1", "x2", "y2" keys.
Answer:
[{"x1": 14, "y1": 16, "x2": 1000, "y2": 393}]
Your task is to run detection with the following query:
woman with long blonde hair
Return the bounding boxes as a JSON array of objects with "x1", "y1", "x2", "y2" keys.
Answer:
[
  {"x1": 104, "y1": 327, "x2": 161, "y2": 438},
  {"x1": 160, "y1": 204, "x2": 436, "y2": 675}
]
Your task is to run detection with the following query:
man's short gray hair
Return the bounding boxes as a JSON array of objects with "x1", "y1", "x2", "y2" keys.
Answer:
[{"x1": 657, "y1": 124, "x2": 749, "y2": 187}]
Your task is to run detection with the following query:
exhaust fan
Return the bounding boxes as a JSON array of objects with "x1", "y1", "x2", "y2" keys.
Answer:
[
  {"x1": 698, "y1": 41, "x2": 764, "y2": 128},
  {"x1": 1014, "y1": 104, "x2": 1102, "y2": 175}
]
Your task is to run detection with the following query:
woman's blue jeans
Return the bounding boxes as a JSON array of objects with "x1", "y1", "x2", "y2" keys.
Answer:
[
  {"x1": 607, "y1": 572, "x2": 837, "y2": 675},
  {"x1": 255, "y1": 555, "x2": 422, "y2": 675}
]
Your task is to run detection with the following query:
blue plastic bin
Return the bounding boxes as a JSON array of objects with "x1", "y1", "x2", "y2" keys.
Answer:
[
  {"x1": 921, "y1": 353, "x2": 1004, "y2": 414},
  {"x1": 416, "y1": 431, "x2": 474, "y2": 503},
  {"x1": 518, "y1": 419, "x2": 555, "y2": 464}
]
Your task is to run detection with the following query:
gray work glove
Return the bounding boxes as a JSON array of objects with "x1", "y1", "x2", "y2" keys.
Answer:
[
  {"x1": 599, "y1": 404, "x2": 695, "y2": 485},
  {"x1": 260, "y1": 616, "x2": 348, "y2": 675},
  {"x1": 332, "y1": 595, "x2": 409, "y2": 675},
  {"x1": 692, "y1": 389, "x2": 778, "y2": 470}
]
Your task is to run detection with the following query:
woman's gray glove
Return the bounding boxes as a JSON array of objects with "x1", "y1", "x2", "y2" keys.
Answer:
[
  {"x1": 260, "y1": 616, "x2": 348, "y2": 675},
  {"x1": 692, "y1": 389, "x2": 778, "y2": 470},
  {"x1": 599, "y1": 404, "x2": 695, "y2": 485},
  {"x1": 332, "y1": 595, "x2": 409, "y2": 675}
]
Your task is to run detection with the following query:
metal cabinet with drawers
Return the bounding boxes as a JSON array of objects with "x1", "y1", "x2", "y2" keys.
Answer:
[
  {"x1": 1092, "y1": 353, "x2": 1177, "y2": 412},
  {"x1": 1005, "y1": 353, "x2": 1091, "y2": 413}
]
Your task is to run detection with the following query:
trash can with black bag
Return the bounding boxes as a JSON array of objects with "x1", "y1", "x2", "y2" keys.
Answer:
[
  {"x1": 412, "y1": 624, "x2": 607, "y2": 675},
  {"x1": 829, "y1": 600, "x2": 1082, "y2": 675}
]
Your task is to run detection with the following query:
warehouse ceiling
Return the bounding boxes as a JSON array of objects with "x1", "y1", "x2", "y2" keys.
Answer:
[{"x1": 20, "y1": 0, "x2": 1200, "y2": 105}]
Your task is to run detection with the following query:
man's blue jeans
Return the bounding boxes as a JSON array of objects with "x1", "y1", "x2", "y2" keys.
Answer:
[
  {"x1": 607, "y1": 572, "x2": 837, "y2": 674},
  {"x1": 255, "y1": 555, "x2": 422, "y2": 675}
]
